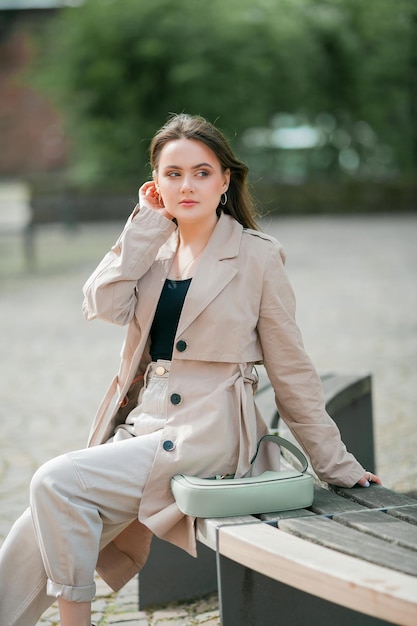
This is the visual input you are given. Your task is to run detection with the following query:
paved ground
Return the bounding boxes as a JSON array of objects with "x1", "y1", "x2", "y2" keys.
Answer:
[{"x1": 0, "y1": 212, "x2": 416, "y2": 624}]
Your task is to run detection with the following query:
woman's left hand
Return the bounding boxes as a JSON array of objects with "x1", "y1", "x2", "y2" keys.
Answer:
[
  {"x1": 357, "y1": 471, "x2": 382, "y2": 488},
  {"x1": 139, "y1": 181, "x2": 173, "y2": 220}
]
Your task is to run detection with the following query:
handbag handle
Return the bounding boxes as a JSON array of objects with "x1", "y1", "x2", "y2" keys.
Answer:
[{"x1": 250, "y1": 434, "x2": 309, "y2": 473}]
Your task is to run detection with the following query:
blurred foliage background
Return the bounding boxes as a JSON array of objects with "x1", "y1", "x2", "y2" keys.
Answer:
[
  {"x1": 33, "y1": 0, "x2": 416, "y2": 181},
  {"x1": 2, "y1": 0, "x2": 416, "y2": 216}
]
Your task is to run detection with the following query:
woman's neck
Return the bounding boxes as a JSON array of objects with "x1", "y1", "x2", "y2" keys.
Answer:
[
  {"x1": 168, "y1": 215, "x2": 219, "y2": 280},
  {"x1": 176, "y1": 214, "x2": 218, "y2": 249}
]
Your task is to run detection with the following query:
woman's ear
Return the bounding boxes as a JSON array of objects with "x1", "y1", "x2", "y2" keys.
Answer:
[
  {"x1": 153, "y1": 170, "x2": 159, "y2": 190},
  {"x1": 223, "y1": 168, "x2": 231, "y2": 190}
]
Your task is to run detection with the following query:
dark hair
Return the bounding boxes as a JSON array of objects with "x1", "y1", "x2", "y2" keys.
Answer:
[{"x1": 149, "y1": 113, "x2": 259, "y2": 230}]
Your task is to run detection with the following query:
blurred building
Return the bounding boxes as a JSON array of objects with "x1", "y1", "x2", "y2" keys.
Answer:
[{"x1": 0, "y1": 1, "x2": 78, "y2": 178}]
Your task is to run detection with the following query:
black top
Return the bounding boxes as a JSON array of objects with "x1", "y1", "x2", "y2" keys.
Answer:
[{"x1": 150, "y1": 278, "x2": 192, "y2": 361}]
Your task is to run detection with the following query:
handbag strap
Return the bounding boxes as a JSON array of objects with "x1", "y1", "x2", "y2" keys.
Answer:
[{"x1": 250, "y1": 433, "x2": 309, "y2": 473}]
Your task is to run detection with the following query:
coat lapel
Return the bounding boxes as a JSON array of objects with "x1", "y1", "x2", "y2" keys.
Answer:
[
  {"x1": 176, "y1": 213, "x2": 242, "y2": 336},
  {"x1": 134, "y1": 230, "x2": 178, "y2": 337}
]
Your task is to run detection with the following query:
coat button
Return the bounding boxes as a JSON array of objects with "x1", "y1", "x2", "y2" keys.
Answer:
[
  {"x1": 176, "y1": 340, "x2": 187, "y2": 352},
  {"x1": 170, "y1": 393, "x2": 182, "y2": 405},
  {"x1": 163, "y1": 440, "x2": 175, "y2": 451}
]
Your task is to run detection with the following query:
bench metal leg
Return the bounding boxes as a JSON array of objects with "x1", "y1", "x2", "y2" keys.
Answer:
[
  {"x1": 217, "y1": 555, "x2": 395, "y2": 626},
  {"x1": 138, "y1": 536, "x2": 217, "y2": 609}
]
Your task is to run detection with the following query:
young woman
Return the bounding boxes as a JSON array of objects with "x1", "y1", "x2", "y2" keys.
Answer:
[{"x1": 0, "y1": 113, "x2": 381, "y2": 626}]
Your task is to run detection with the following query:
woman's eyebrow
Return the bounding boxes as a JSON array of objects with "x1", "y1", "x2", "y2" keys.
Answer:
[
  {"x1": 193, "y1": 162, "x2": 214, "y2": 169},
  {"x1": 163, "y1": 162, "x2": 215, "y2": 170}
]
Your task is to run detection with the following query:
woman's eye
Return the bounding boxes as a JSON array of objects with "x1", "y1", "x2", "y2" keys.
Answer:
[{"x1": 165, "y1": 170, "x2": 209, "y2": 177}]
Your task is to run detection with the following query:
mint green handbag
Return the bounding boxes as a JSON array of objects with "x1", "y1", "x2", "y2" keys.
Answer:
[{"x1": 170, "y1": 434, "x2": 314, "y2": 518}]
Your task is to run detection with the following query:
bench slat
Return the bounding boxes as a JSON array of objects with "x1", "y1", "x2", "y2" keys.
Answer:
[
  {"x1": 334, "y1": 484, "x2": 417, "y2": 509},
  {"x1": 260, "y1": 508, "x2": 315, "y2": 523},
  {"x1": 386, "y1": 505, "x2": 417, "y2": 525},
  {"x1": 278, "y1": 516, "x2": 417, "y2": 577},
  {"x1": 333, "y1": 510, "x2": 417, "y2": 552},
  {"x1": 311, "y1": 485, "x2": 367, "y2": 514},
  {"x1": 196, "y1": 515, "x2": 256, "y2": 551},
  {"x1": 217, "y1": 521, "x2": 417, "y2": 626}
]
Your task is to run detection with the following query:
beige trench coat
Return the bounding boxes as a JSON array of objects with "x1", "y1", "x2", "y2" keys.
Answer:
[{"x1": 82, "y1": 205, "x2": 365, "y2": 591}]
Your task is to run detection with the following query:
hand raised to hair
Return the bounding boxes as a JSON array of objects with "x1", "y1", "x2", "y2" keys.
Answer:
[{"x1": 139, "y1": 181, "x2": 173, "y2": 220}]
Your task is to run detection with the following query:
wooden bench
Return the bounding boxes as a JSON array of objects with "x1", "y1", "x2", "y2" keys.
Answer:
[
  {"x1": 138, "y1": 369, "x2": 378, "y2": 608},
  {"x1": 203, "y1": 483, "x2": 417, "y2": 625}
]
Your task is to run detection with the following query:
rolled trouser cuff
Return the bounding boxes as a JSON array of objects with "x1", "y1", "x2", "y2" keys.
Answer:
[{"x1": 46, "y1": 579, "x2": 96, "y2": 602}]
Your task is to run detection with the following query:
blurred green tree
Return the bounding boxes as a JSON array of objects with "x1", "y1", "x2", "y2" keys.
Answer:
[
  {"x1": 306, "y1": 0, "x2": 417, "y2": 178},
  {"x1": 33, "y1": 0, "x2": 416, "y2": 186}
]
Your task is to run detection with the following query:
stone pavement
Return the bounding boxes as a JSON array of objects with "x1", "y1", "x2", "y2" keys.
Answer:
[
  {"x1": 0, "y1": 213, "x2": 416, "y2": 625},
  {"x1": 40, "y1": 577, "x2": 220, "y2": 626}
]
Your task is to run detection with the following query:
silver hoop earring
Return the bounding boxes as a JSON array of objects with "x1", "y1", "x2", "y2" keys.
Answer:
[{"x1": 220, "y1": 192, "x2": 227, "y2": 206}]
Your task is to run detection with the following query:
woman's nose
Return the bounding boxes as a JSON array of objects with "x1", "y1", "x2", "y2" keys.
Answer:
[{"x1": 180, "y1": 175, "x2": 194, "y2": 193}]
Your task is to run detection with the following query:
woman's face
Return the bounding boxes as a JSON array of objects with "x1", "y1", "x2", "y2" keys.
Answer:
[{"x1": 154, "y1": 138, "x2": 230, "y2": 228}]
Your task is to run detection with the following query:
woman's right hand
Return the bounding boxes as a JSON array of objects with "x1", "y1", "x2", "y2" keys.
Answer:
[
  {"x1": 139, "y1": 181, "x2": 173, "y2": 220},
  {"x1": 357, "y1": 471, "x2": 382, "y2": 488}
]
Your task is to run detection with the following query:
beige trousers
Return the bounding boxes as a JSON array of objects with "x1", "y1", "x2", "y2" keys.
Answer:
[{"x1": 0, "y1": 362, "x2": 170, "y2": 626}]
